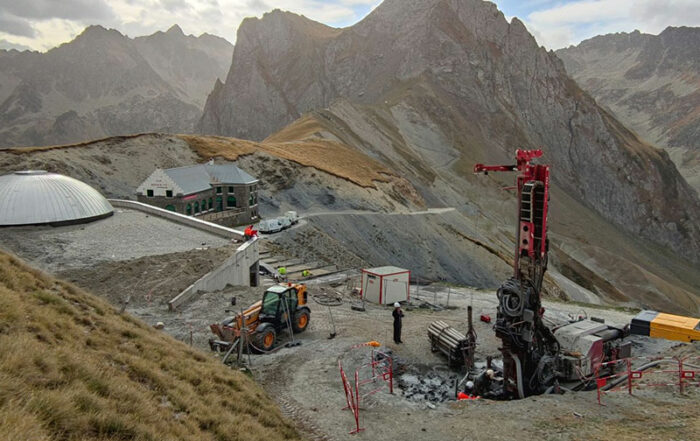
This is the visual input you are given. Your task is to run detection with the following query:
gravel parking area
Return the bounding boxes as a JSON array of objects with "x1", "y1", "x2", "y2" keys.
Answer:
[{"x1": 0, "y1": 208, "x2": 231, "y2": 272}]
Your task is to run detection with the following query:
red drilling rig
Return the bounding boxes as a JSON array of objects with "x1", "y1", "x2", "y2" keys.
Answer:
[{"x1": 474, "y1": 149, "x2": 560, "y2": 398}]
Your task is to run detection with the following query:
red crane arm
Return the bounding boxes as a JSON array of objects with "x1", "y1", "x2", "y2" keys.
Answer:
[
  {"x1": 472, "y1": 149, "x2": 549, "y2": 279},
  {"x1": 473, "y1": 164, "x2": 517, "y2": 173}
]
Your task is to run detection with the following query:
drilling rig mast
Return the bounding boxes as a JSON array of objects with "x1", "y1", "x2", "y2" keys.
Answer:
[{"x1": 474, "y1": 149, "x2": 559, "y2": 398}]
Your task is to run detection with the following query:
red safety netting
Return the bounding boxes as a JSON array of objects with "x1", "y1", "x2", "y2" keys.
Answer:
[
  {"x1": 594, "y1": 356, "x2": 699, "y2": 405},
  {"x1": 338, "y1": 347, "x2": 394, "y2": 434}
]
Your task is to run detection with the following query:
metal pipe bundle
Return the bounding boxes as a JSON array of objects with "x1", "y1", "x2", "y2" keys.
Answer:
[{"x1": 428, "y1": 320, "x2": 469, "y2": 367}]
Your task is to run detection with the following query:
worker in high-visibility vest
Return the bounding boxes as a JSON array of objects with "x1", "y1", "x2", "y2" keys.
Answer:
[{"x1": 277, "y1": 267, "x2": 287, "y2": 282}]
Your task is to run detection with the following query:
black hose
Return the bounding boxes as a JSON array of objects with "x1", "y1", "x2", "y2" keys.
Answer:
[{"x1": 601, "y1": 360, "x2": 662, "y2": 391}]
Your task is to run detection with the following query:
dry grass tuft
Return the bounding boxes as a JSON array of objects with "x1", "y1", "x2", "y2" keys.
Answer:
[{"x1": 0, "y1": 251, "x2": 301, "y2": 441}]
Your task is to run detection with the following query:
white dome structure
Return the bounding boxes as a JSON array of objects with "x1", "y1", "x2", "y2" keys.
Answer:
[{"x1": 0, "y1": 171, "x2": 113, "y2": 226}]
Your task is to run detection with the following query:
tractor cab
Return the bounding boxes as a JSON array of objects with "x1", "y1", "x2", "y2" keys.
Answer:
[
  {"x1": 209, "y1": 283, "x2": 311, "y2": 354},
  {"x1": 260, "y1": 284, "x2": 303, "y2": 330}
]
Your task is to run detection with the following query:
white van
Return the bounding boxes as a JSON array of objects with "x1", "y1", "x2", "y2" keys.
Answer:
[
  {"x1": 285, "y1": 211, "x2": 299, "y2": 225},
  {"x1": 258, "y1": 219, "x2": 282, "y2": 234},
  {"x1": 278, "y1": 216, "x2": 292, "y2": 230}
]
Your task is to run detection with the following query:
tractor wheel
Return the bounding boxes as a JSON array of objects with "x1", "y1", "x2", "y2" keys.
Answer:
[
  {"x1": 253, "y1": 326, "x2": 276, "y2": 353},
  {"x1": 292, "y1": 309, "x2": 310, "y2": 333}
]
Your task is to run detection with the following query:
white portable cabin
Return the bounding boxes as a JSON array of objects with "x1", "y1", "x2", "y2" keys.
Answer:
[{"x1": 361, "y1": 266, "x2": 410, "y2": 305}]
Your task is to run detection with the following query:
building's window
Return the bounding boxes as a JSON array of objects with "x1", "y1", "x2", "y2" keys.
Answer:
[
  {"x1": 186, "y1": 204, "x2": 192, "y2": 216},
  {"x1": 194, "y1": 202, "x2": 199, "y2": 214},
  {"x1": 249, "y1": 194, "x2": 254, "y2": 206},
  {"x1": 228, "y1": 186, "x2": 234, "y2": 193},
  {"x1": 209, "y1": 198, "x2": 213, "y2": 210},
  {"x1": 146, "y1": 189, "x2": 154, "y2": 197},
  {"x1": 166, "y1": 190, "x2": 173, "y2": 198},
  {"x1": 216, "y1": 196, "x2": 223, "y2": 212},
  {"x1": 227, "y1": 196, "x2": 236, "y2": 208},
  {"x1": 216, "y1": 186, "x2": 222, "y2": 194},
  {"x1": 202, "y1": 200, "x2": 207, "y2": 212},
  {"x1": 165, "y1": 205, "x2": 176, "y2": 212}
]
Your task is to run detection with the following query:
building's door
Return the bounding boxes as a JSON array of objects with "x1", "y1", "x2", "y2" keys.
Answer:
[{"x1": 165, "y1": 205, "x2": 176, "y2": 212}]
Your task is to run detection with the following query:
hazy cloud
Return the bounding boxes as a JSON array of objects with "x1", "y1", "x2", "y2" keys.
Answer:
[
  {"x1": 0, "y1": 38, "x2": 34, "y2": 51},
  {"x1": 0, "y1": 0, "x2": 114, "y2": 20},
  {"x1": 159, "y1": 0, "x2": 191, "y2": 12},
  {"x1": 633, "y1": 0, "x2": 700, "y2": 29},
  {"x1": 1, "y1": 0, "x2": 698, "y2": 52},
  {"x1": 0, "y1": 13, "x2": 37, "y2": 37},
  {"x1": 520, "y1": 0, "x2": 700, "y2": 49}
]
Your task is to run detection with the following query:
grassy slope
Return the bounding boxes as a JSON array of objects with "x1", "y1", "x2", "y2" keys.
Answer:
[
  {"x1": 177, "y1": 134, "x2": 393, "y2": 188},
  {"x1": 0, "y1": 251, "x2": 301, "y2": 441}
]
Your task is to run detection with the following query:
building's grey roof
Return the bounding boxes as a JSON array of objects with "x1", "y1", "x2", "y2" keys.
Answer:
[
  {"x1": 204, "y1": 164, "x2": 257, "y2": 185},
  {"x1": 363, "y1": 266, "x2": 409, "y2": 276},
  {"x1": 0, "y1": 171, "x2": 113, "y2": 226},
  {"x1": 163, "y1": 165, "x2": 212, "y2": 195},
  {"x1": 162, "y1": 164, "x2": 258, "y2": 196}
]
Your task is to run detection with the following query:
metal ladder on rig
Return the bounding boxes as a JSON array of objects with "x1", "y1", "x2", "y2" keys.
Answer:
[{"x1": 520, "y1": 182, "x2": 546, "y2": 253}]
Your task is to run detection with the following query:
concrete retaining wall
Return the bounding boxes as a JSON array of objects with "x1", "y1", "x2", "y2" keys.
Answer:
[
  {"x1": 168, "y1": 238, "x2": 260, "y2": 311},
  {"x1": 108, "y1": 199, "x2": 259, "y2": 311},
  {"x1": 108, "y1": 199, "x2": 244, "y2": 239}
]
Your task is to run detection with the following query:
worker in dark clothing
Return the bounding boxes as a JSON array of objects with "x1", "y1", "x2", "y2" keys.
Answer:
[
  {"x1": 392, "y1": 302, "x2": 404, "y2": 344},
  {"x1": 474, "y1": 369, "x2": 501, "y2": 397}
]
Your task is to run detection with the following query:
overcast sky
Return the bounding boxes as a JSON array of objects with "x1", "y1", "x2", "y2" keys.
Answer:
[{"x1": 1, "y1": 0, "x2": 700, "y2": 52}]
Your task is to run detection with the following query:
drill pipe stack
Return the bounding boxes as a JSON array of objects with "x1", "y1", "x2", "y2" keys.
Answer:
[{"x1": 428, "y1": 320, "x2": 472, "y2": 367}]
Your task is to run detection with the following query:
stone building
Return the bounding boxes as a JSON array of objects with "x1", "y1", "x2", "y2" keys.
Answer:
[{"x1": 136, "y1": 163, "x2": 259, "y2": 227}]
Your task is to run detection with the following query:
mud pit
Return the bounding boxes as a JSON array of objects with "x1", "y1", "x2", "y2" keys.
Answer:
[{"x1": 397, "y1": 364, "x2": 460, "y2": 403}]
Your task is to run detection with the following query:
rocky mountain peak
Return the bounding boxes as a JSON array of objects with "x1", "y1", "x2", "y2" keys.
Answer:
[
  {"x1": 237, "y1": 8, "x2": 340, "y2": 43},
  {"x1": 0, "y1": 24, "x2": 232, "y2": 148},
  {"x1": 199, "y1": 0, "x2": 700, "y2": 264},
  {"x1": 73, "y1": 25, "x2": 125, "y2": 45},
  {"x1": 166, "y1": 24, "x2": 185, "y2": 36}
]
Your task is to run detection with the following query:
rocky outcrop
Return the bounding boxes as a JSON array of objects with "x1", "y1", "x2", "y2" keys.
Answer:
[
  {"x1": 133, "y1": 25, "x2": 234, "y2": 108},
  {"x1": 199, "y1": 0, "x2": 700, "y2": 265},
  {"x1": 0, "y1": 25, "x2": 233, "y2": 148},
  {"x1": 557, "y1": 27, "x2": 700, "y2": 192}
]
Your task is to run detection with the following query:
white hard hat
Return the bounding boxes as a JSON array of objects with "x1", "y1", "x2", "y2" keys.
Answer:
[
  {"x1": 486, "y1": 369, "x2": 495, "y2": 378},
  {"x1": 466, "y1": 381, "x2": 474, "y2": 388},
  {"x1": 394, "y1": 302, "x2": 401, "y2": 308}
]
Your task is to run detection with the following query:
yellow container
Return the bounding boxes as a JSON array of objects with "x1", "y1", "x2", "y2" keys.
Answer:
[{"x1": 649, "y1": 313, "x2": 700, "y2": 343}]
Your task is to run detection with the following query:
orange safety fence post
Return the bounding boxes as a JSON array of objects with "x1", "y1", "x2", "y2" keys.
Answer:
[
  {"x1": 389, "y1": 356, "x2": 394, "y2": 394},
  {"x1": 595, "y1": 364, "x2": 605, "y2": 406},
  {"x1": 349, "y1": 370, "x2": 364, "y2": 435},
  {"x1": 626, "y1": 358, "x2": 633, "y2": 395}
]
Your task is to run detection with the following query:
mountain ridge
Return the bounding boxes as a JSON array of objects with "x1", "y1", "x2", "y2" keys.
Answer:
[
  {"x1": 199, "y1": 0, "x2": 700, "y2": 265},
  {"x1": 0, "y1": 25, "x2": 233, "y2": 148},
  {"x1": 556, "y1": 26, "x2": 700, "y2": 192}
]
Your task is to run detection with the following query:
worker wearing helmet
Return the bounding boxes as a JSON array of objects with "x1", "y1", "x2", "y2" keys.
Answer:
[
  {"x1": 392, "y1": 302, "x2": 404, "y2": 344},
  {"x1": 474, "y1": 369, "x2": 498, "y2": 396}
]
